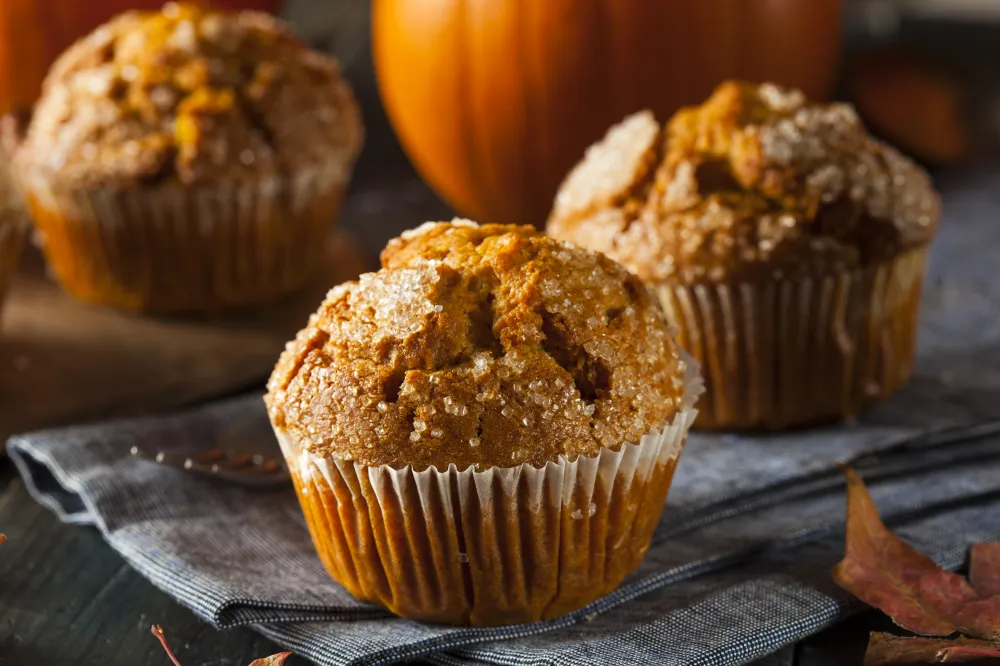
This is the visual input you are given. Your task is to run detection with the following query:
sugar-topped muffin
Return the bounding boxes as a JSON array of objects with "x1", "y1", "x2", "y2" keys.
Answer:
[
  {"x1": 549, "y1": 80, "x2": 939, "y2": 283},
  {"x1": 15, "y1": 2, "x2": 363, "y2": 314},
  {"x1": 19, "y1": 2, "x2": 360, "y2": 188},
  {"x1": 267, "y1": 220, "x2": 699, "y2": 625},
  {"x1": 267, "y1": 220, "x2": 687, "y2": 471},
  {"x1": 548, "y1": 81, "x2": 941, "y2": 430}
]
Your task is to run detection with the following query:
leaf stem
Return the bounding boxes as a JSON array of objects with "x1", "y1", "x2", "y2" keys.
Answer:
[{"x1": 151, "y1": 625, "x2": 183, "y2": 666}]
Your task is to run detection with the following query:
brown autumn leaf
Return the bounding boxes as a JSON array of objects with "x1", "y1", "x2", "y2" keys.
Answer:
[
  {"x1": 832, "y1": 467, "x2": 1000, "y2": 640},
  {"x1": 971, "y1": 544, "x2": 1000, "y2": 599},
  {"x1": 864, "y1": 632, "x2": 1000, "y2": 665},
  {"x1": 0, "y1": 533, "x2": 6, "y2": 545},
  {"x1": 151, "y1": 625, "x2": 292, "y2": 666}
]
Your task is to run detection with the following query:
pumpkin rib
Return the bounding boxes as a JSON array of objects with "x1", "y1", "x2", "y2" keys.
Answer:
[
  {"x1": 513, "y1": 0, "x2": 538, "y2": 228},
  {"x1": 458, "y1": 0, "x2": 491, "y2": 222},
  {"x1": 454, "y1": 0, "x2": 484, "y2": 221},
  {"x1": 525, "y1": 0, "x2": 574, "y2": 226},
  {"x1": 469, "y1": 0, "x2": 517, "y2": 224}
]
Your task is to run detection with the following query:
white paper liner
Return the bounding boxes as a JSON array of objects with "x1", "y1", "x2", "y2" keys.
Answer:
[
  {"x1": 18, "y1": 159, "x2": 350, "y2": 314},
  {"x1": 274, "y1": 353, "x2": 701, "y2": 626},
  {"x1": 656, "y1": 247, "x2": 928, "y2": 430}
]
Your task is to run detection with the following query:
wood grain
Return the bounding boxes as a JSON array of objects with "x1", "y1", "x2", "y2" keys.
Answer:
[
  {"x1": 0, "y1": 233, "x2": 365, "y2": 442},
  {"x1": 0, "y1": 467, "x2": 297, "y2": 665}
]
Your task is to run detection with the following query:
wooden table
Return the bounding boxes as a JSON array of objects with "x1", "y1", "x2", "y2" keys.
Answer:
[{"x1": 1, "y1": 3, "x2": 985, "y2": 665}]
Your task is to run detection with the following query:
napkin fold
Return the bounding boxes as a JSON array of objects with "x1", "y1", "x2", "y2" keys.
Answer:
[{"x1": 8, "y1": 168, "x2": 1000, "y2": 666}]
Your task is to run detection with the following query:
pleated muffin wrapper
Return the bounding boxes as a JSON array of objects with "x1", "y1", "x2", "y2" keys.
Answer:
[
  {"x1": 656, "y1": 246, "x2": 929, "y2": 431},
  {"x1": 17, "y1": 159, "x2": 351, "y2": 315},
  {"x1": 0, "y1": 212, "x2": 28, "y2": 327},
  {"x1": 274, "y1": 358, "x2": 702, "y2": 627}
]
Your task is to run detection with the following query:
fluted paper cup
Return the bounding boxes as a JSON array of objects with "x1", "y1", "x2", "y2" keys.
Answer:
[
  {"x1": 656, "y1": 247, "x2": 928, "y2": 431},
  {"x1": 18, "y1": 161, "x2": 349, "y2": 315},
  {"x1": 274, "y1": 357, "x2": 701, "y2": 626}
]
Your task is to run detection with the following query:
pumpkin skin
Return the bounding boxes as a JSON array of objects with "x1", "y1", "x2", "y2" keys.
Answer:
[
  {"x1": 0, "y1": 0, "x2": 280, "y2": 115},
  {"x1": 373, "y1": 0, "x2": 844, "y2": 224}
]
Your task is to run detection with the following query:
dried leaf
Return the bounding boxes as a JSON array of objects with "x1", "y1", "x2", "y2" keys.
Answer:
[
  {"x1": 0, "y1": 533, "x2": 6, "y2": 545},
  {"x1": 970, "y1": 544, "x2": 1000, "y2": 598},
  {"x1": 248, "y1": 654, "x2": 292, "y2": 666},
  {"x1": 832, "y1": 467, "x2": 1000, "y2": 640},
  {"x1": 151, "y1": 624, "x2": 293, "y2": 666},
  {"x1": 864, "y1": 632, "x2": 1000, "y2": 665}
]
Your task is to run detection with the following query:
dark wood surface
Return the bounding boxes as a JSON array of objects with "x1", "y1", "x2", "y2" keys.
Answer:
[
  {"x1": 0, "y1": 466, "x2": 289, "y2": 665},
  {"x1": 1, "y1": 2, "x2": 979, "y2": 665},
  {"x1": 0, "y1": 235, "x2": 366, "y2": 445}
]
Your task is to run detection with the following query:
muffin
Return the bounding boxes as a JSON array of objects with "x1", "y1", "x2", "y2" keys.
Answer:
[
  {"x1": 14, "y1": 2, "x2": 363, "y2": 314},
  {"x1": 548, "y1": 81, "x2": 940, "y2": 431},
  {"x1": 265, "y1": 220, "x2": 700, "y2": 625}
]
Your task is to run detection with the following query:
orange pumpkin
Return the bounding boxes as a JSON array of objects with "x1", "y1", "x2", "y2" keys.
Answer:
[
  {"x1": 373, "y1": 0, "x2": 844, "y2": 224},
  {"x1": 0, "y1": 0, "x2": 280, "y2": 115}
]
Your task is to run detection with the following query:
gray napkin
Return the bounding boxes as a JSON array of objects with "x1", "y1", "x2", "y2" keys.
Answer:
[{"x1": 8, "y1": 167, "x2": 1000, "y2": 666}]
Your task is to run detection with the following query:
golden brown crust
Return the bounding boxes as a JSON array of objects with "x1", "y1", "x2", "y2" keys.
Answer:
[
  {"x1": 16, "y1": 2, "x2": 362, "y2": 189},
  {"x1": 266, "y1": 220, "x2": 686, "y2": 470},
  {"x1": 547, "y1": 81, "x2": 941, "y2": 284}
]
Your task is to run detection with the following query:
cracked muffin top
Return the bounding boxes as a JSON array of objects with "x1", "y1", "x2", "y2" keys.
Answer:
[
  {"x1": 16, "y1": 2, "x2": 362, "y2": 189},
  {"x1": 547, "y1": 81, "x2": 941, "y2": 284},
  {"x1": 266, "y1": 220, "x2": 689, "y2": 471}
]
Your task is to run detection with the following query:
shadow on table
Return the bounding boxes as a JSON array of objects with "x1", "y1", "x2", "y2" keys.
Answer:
[{"x1": 866, "y1": 340, "x2": 1000, "y2": 429}]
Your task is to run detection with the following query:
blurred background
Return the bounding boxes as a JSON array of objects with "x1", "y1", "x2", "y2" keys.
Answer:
[
  {"x1": 4, "y1": 0, "x2": 999, "y2": 438},
  {"x1": 364, "y1": 0, "x2": 999, "y2": 259},
  {"x1": 310, "y1": 0, "x2": 1000, "y2": 258},
  {"x1": 1, "y1": 0, "x2": 998, "y2": 261}
]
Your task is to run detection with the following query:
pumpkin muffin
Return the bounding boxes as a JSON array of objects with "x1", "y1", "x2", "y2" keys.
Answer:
[
  {"x1": 14, "y1": 2, "x2": 363, "y2": 314},
  {"x1": 266, "y1": 220, "x2": 700, "y2": 625},
  {"x1": 548, "y1": 81, "x2": 940, "y2": 430}
]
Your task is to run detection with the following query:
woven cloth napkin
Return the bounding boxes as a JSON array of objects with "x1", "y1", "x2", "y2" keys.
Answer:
[{"x1": 8, "y1": 169, "x2": 1000, "y2": 666}]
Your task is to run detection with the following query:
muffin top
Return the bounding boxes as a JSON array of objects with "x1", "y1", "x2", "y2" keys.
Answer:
[
  {"x1": 547, "y1": 81, "x2": 941, "y2": 284},
  {"x1": 266, "y1": 220, "x2": 689, "y2": 471},
  {"x1": 16, "y1": 2, "x2": 362, "y2": 189}
]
